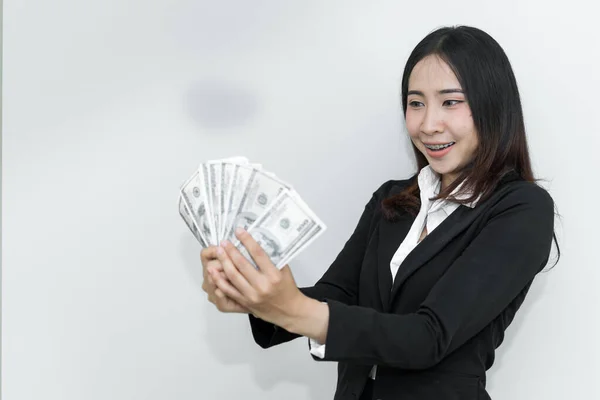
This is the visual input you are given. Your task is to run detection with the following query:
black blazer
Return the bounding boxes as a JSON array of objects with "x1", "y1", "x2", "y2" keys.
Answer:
[{"x1": 248, "y1": 171, "x2": 555, "y2": 400}]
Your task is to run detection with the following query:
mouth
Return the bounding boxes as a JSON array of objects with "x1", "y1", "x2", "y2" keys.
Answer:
[
  {"x1": 423, "y1": 141, "x2": 456, "y2": 158},
  {"x1": 424, "y1": 141, "x2": 456, "y2": 151}
]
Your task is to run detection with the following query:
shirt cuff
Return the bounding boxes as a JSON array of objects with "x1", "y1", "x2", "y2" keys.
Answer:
[{"x1": 309, "y1": 338, "x2": 326, "y2": 359}]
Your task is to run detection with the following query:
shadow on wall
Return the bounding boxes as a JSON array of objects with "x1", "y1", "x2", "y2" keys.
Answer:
[
  {"x1": 184, "y1": 79, "x2": 261, "y2": 130},
  {"x1": 180, "y1": 233, "x2": 335, "y2": 399}
]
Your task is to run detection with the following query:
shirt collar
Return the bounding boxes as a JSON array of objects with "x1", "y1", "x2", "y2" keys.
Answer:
[{"x1": 417, "y1": 165, "x2": 480, "y2": 209}]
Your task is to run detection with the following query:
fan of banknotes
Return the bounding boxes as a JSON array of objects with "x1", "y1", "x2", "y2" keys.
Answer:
[{"x1": 178, "y1": 156, "x2": 327, "y2": 270}]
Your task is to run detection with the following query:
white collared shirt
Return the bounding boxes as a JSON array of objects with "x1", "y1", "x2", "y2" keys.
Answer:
[{"x1": 308, "y1": 165, "x2": 480, "y2": 379}]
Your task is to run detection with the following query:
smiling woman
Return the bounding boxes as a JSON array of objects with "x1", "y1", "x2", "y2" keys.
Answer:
[
  {"x1": 389, "y1": 27, "x2": 540, "y2": 213},
  {"x1": 201, "y1": 25, "x2": 561, "y2": 400},
  {"x1": 403, "y1": 56, "x2": 479, "y2": 198},
  {"x1": 406, "y1": 57, "x2": 478, "y2": 183}
]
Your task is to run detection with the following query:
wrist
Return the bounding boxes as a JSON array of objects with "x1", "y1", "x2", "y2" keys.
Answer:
[{"x1": 284, "y1": 296, "x2": 329, "y2": 343}]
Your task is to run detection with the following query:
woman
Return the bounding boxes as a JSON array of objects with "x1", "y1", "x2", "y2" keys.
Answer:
[{"x1": 201, "y1": 25, "x2": 560, "y2": 400}]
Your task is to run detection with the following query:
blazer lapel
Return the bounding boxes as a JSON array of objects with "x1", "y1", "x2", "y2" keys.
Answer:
[
  {"x1": 388, "y1": 205, "x2": 477, "y2": 305},
  {"x1": 377, "y1": 169, "x2": 521, "y2": 308}
]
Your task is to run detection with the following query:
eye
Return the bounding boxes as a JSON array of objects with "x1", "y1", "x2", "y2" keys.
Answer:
[
  {"x1": 443, "y1": 100, "x2": 463, "y2": 107},
  {"x1": 408, "y1": 100, "x2": 424, "y2": 108}
]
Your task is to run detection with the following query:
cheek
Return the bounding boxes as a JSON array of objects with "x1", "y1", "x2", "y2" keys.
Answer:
[
  {"x1": 457, "y1": 131, "x2": 479, "y2": 160},
  {"x1": 405, "y1": 112, "x2": 420, "y2": 139},
  {"x1": 449, "y1": 112, "x2": 477, "y2": 143}
]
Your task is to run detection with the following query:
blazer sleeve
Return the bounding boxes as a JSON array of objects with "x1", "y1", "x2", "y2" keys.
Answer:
[
  {"x1": 248, "y1": 179, "x2": 397, "y2": 349},
  {"x1": 316, "y1": 183, "x2": 556, "y2": 369}
]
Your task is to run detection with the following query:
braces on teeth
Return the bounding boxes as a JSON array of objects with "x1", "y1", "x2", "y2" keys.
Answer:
[{"x1": 425, "y1": 142, "x2": 455, "y2": 150}]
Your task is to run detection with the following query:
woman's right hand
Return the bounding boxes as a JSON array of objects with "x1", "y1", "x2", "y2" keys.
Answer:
[{"x1": 201, "y1": 246, "x2": 251, "y2": 314}]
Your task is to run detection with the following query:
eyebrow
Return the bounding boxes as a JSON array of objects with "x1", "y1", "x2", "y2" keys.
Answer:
[{"x1": 407, "y1": 89, "x2": 464, "y2": 96}]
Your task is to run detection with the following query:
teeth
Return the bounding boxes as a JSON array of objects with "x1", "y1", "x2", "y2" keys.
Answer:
[{"x1": 425, "y1": 142, "x2": 455, "y2": 150}]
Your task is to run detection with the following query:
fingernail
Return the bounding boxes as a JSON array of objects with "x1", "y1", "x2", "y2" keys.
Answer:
[
  {"x1": 216, "y1": 247, "x2": 224, "y2": 255},
  {"x1": 220, "y1": 240, "x2": 228, "y2": 248},
  {"x1": 235, "y1": 227, "x2": 244, "y2": 235}
]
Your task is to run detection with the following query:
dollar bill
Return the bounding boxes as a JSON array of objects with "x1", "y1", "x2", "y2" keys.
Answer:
[
  {"x1": 178, "y1": 157, "x2": 323, "y2": 265},
  {"x1": 220, "y1": 162, "x2": 233, "y2": 243},
  {"x1": 207, "y1": 156, "x2": 250, "y2": 243},
  {"x1": 277, "y1": 223, "x2": 325, "y2": 268},
  {"x1": 221, "y1": 163, "x2": 254, "y2": 243},
  {"x1": 265, "y1": 193, "x2": 326, "y2": 268},
  {"x1": 234, "y1": 189, "x2": 326, "y2": 269},
  {"x1": 180, "y1": 168, "x2": 213, "y2": 246},
  {"x1": 178, "y1": 195, "x2": 207, "y2": 247},
  {"x1": 204, "y1": 162, "x2": 222, "y2": 245},
  {"x1": 223, "y1": 167, "x2": 292, "y2": 243}
]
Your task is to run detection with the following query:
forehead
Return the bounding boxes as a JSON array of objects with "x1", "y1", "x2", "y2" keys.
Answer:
[{"x1": 408, "y1": 55, "x2": 461, "y2": 91}]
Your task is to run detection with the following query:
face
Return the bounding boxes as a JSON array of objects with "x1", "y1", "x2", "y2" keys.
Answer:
[{"x1": 405, "y1": 55, "x2": 479, "y2": 188}]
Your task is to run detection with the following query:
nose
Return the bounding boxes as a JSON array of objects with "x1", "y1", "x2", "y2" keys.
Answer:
[{"x1": 420, "y1": 106, "x2": 444, "y2": 135}]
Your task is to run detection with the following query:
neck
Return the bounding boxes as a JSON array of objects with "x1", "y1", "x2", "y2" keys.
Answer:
[{"x1": 441, "y1": 173, "x2": 457, "y2": 191}]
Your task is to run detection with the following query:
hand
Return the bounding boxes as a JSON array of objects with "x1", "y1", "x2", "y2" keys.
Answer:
[
  {"x1": 201, "y1": 246, "x2": 250, "y2": 314},
  {"x1": 211, "y1": 228, "x2": 307, "y2": 329}
]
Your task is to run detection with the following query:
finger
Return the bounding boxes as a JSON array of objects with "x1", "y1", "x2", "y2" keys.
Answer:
[
  {"x1": 202, "y1": 247, "x2": 220, "y2": 281},
  {"x1": 235, "y1": 228, "x2": 278, "y2": 277},
  {"x1": 207, "y1": 270, "x2": 231, "y2": 287},
  {"x1": 210, "y1": 268, "x2": 249, "y2": 306},
  {"x1": 206, "y1": 259, "x2": 224, "y2": 273},
  {"x1": 208, "y1": 269, "x2": 229, "y2": 282},
  {"x1": 214, "y1": 289, "x2": 251, "y2": 313},
  {"x1": 221, "y1": 238, "x2": 264, "y2": 288},
  {"x1": 216, "y1": 244, "x2": 258, "y2": 295},
  {"x1": 216, "y1": 270, "x2": 229, "y2": 282},
  {"x1": 207, "y1": 292, "x2": 216, "y2": 304},
  {"x1": 280, "y1": 265, "x2": 296, "y2": 283},
  {"x1": 201, "y1": 246, "x2": 219, "y2": 264}
]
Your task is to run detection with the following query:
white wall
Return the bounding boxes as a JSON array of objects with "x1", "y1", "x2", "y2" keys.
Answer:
[{"x1": 2, "y1": 1, "x2": 599, "y2": 399}]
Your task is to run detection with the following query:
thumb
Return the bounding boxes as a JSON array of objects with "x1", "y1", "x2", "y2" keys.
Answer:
[
  {"x1": 207, "y1": 259, "x2": 224, "y2": 272},
  {"x1": 280, "y1": 264, "x2": 295, "y2": 282}
]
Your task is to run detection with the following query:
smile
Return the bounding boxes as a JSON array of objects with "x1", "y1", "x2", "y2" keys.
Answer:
[{"x1": 424, "y1": 142, "x2": 455, "y2": 151}]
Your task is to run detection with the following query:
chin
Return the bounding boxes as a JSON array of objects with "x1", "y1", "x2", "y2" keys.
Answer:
[{"x1": 427, "y1": 160, "x2": 459, "y2": 176}]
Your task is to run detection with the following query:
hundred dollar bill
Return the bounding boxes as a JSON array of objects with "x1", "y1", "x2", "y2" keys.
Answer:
[
  {"x1": 234, "y1": 189, "x2": 326, "y2": 269},
  {"x1": 178, "y1": 195, "x2": 207, "y2": 247},
  {"x1": 223, "y1": 167, "x2": 292, "y2": 243},
  {"x1": 207, "y1": 156, "x2": 250, "y2": 243},
  {"x1": 205, "y1": 161, "x2": 222, "y2": 245},
  {"x1": 265, "y1": 194, "x2": 325, "y2": 268},
  {"x1": 220, "y1": 162, "x2": 233, "y2": 243},
  {"x1": 180, "y1": 168, "x2": 213, "y2": 245},
  {"x1": 276, "y1": 223, "x2": 325, "y2": 268},
  {"x1": 221, "y1": 162, "x2": 254, "y2": 244}
]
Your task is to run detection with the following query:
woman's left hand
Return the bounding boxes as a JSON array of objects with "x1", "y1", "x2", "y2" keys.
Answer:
[{"x1": 209, "y1": 228, "x2": 307, "y2": 329}]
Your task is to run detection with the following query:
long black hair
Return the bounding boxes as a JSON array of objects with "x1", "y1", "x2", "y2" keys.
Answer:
[{"x1": 382, "y1": 25, "x2": 561, "y2": 269}]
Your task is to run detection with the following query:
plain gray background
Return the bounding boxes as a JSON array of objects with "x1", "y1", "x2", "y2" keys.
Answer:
[{"x1": 2, "y1": 1, "x2": 599, "y2": 399}]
